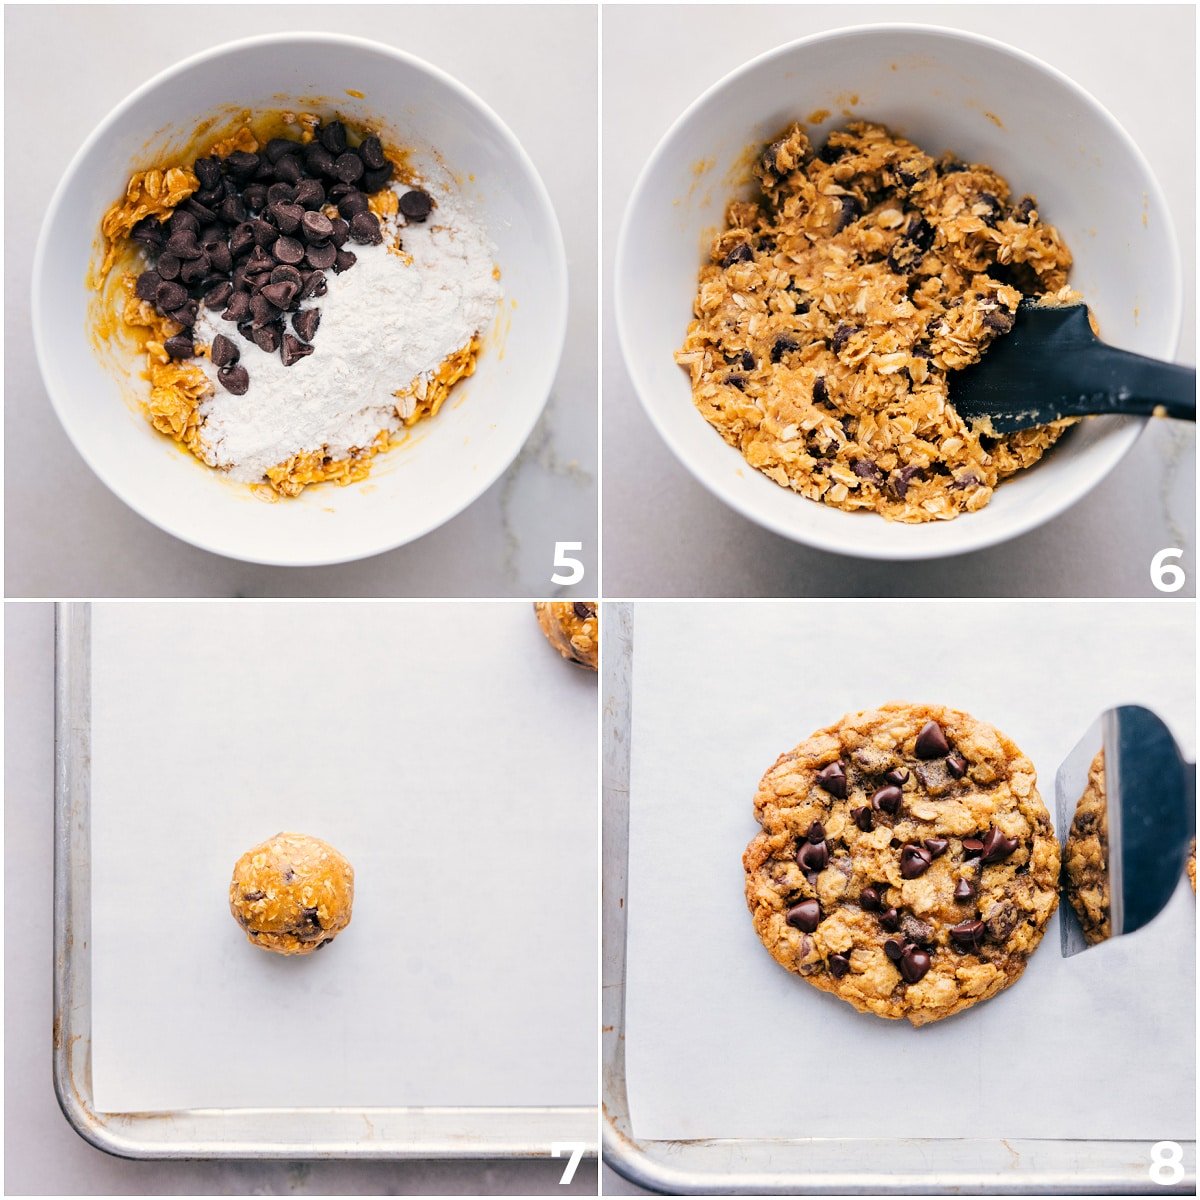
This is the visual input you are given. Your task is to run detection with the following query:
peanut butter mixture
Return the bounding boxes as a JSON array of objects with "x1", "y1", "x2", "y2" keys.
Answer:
[{"x1": 677, "y1": 122, "x2": 1078, "y2": 521}]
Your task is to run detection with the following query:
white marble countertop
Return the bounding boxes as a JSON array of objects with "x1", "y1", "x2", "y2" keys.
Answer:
[
  {"x1": 3, "y1": 604, "x2": 598, "y2": 1195},
  {"x1": 602, "y1": 4, "x2": 1196, "y2": 597},
  {"x1": 4, "y1": 4, "x2": 597, "y2": 598}
]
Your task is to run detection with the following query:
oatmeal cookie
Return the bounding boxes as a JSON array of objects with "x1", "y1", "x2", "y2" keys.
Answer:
[
  {"x1": 678, "y1": 121, "x2": 1078, "y2": 522},
  {"x1": 534, "y1": 601, "x2": 598, "y2": 671},
  {"x1": 229, "y1": 832, "x2": 354, "y2": 955},
  {"x1": 744, "y1": 703, "x2": 1059, "y2": 1026},
  {"x1": 1062, "y1": 750, "x2": 1111, "y2": 944}
]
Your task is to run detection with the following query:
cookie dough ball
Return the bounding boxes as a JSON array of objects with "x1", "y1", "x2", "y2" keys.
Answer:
[
  {"x1": 229, "y1": 832, "x2": 354, "y2": 956},
  {"x1": 534, "y1": 601, "x2": 598, "y2": 671},
  {"x1": 744, "y1": 703, "x2": 1060, "y2": 1027},
  {"x1": 1063, "y1": 750, "x2": 1111, "y2": 945}
]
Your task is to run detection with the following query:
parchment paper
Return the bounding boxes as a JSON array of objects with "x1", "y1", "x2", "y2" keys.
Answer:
[
  {"x1": 624, "y1": 601, "x2": 1195, "y2": 1142},
  {"x1": 90, "y1": 602, "x2": 597, "y2": 1113}
]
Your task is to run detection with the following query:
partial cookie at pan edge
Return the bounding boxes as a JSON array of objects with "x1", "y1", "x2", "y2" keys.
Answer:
[
  {"x1": 744, "y1": 702, "x2": 1059, "y2": 1026},
  {"x1": 534, "y1": 601, "x2": 598, "y2": 671}
]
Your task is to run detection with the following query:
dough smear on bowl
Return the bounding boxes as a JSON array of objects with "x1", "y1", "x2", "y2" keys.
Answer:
[{"x1": 677, "y1": 121, "x2": 1078, "y2": 522}]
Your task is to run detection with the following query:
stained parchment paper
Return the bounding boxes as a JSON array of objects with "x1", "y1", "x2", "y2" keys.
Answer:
[
  {"x1": 624, "y1": 601, "x2": 1195, "y2": 1142},
  {"x1": 90, "y1": 602, "x2": 597, "y2": 1113}
]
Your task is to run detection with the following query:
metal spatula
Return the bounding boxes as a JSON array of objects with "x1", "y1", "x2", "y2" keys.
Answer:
[
  {"x1": 1055, "y1": 705, "x2": 1195, "y2": 957},
  {"x1": 950, "y1": 301, "x2": 1196, "y2": 433}
]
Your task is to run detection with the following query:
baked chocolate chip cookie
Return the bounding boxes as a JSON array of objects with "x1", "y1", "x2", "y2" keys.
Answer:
[
  {"x1": 229, "y1": 831, "x2": 354, "y2": 955},
  {"x1": 744, "y1": 703, "x2": 1059, "y2": 1026},
  {"x1": 1062, "y1": 750, "x2": 1111, "y2": 944},
  {"x1": 534, "y1": 601, "x2": 598, "y2": 671}
]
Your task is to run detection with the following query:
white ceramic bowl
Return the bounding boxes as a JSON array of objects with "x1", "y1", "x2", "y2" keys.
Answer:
[
  {"x1": 34, "y1": 33, "x2": 567, "y2": 567},
  {"x1": 615, "y1": 25, "x2": 1182, "y2": 560}
]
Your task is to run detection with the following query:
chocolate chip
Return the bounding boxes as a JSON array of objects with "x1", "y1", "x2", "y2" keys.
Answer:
[
  {"x1": 399, "y1": 188, "x2": 434, "y2": 221},
  {"x1": 167, "y1": 210, "x2": 199, "y2": 236},
  {"x1": 155, "y1": 253, "x2": 181, "y2": 281},
  {"x1": 900, "y1": 845, "x2": 933, "y2": 878},
  {"x1": 249, "y1": 292, "x2": 281, "y2": 329},
  {"x1": 954, "y1": 878, "x2": 976, "y2": 900},
  {"x1": 899, "y1": 947, "x2": 932, "y2": 983},
  {"x1": 886, "y1": 465, "x2": 923, "y2": 501},
  {"x1": 924, "y1": 838, "x2": 949, "y2": 858},
  {"x1": 319, "y1": 120, "x2": 348, "y2": 154},
  {"x1": 961, "y1": 838, "x2": 985, "y2": 859},
  {"x1": 851, "y1": 458, "x2": 885, "y2": 485},
  {"x1": 1012, "y1": 196, "x2": 1036, "y2": 224},
  {"x1": 333, "y1": 151, "x2": 364, "y2": 183},
  {"x1": 165, "y1": 230, "x2": 203, "y2": 260},
  {"x1": 292, "y1": 307, "x2": 320, "y2": 342},
  {"x1": 209, "y1": 244, "x2": 233, "y2": 274},
  {"x1": 915, "y1": 720, "x2": 949, "y2": 758},
  {"x1": 314, "y1": 938, "x2": 331, "y2": 951},
  {"x1": 786, "y1": 899, "x2": 821, "y2": 933},
  {"x1": 281, "y1": 333, "x2": 314, "y2": 367},
  {"x1": 301, "y1": 210, "x2": 334, "y2": 242},
  {"x1": 329, "y1": 217, "x2": 350, "y2": 248},
  {"x1": 805, "y1": 821, "x2": 825, "y2": 844},
  {"x1": 796, "y1": 839, "x2": 830, "y2": 873},
  {"x1": 260, "y1": 280, "x2": 299, "y2": 309},
  {"x1": 816, "y1": 761, "x2": 847, "y2": 799},
  {"x1": 831, "y1": 322, "x2": 856, "y2": 354},
  {"x1": 358, "y1": 134, "x2": 386, "y2": 170},
  {"x1": 219, "y1": 195, "x2": 247, "y2": 225},
  {"x1": 222, "y1": 290, "x2": 251, "y2": 324},
  {"x1": 362, "y1": 164, "x2": 394, "y2": 193},
  {"x1": 979, "y1": 826, "x2": 1019, "y2": 864},
  {"x1": 871, "y1": 785, "x2": 902, "y2": 814},
  {"x1": 348, "y1": 211, "x2": 382, "y2": 245},
  {"x1": 299, "y1": 270, "x2": 327, "y2": 299},
  {"x1": 860, "y1": 885, "x2": 883, "y2": 912},
  {"x1": 334, "y1": 248, "x2": 357, "y2": 273},
  {"x1": 251, "y1": 217, "x2": 279, "y2": 248},
  {"x1": 572, "y1": 602, "x2": 595, "y2": 619},
  {"x1": 950, "y1": 920, "x2": 986, "y2": 949},
  {"x1": 982, "y1": 309, "x2": 1015, "y2": 334},
  {"x1": 253, "y1": 322, "x2": 283, "y2": 354},
  {"x1": 218, "y1": 363, "x2": 249, "y2": 394},
  {"x1": 832, "y1": 193, "x2": 860, "y2": 232},
  {"x1": 811, "y1": 376, "x2": 829, "y2": 406},
  {"x1": 294, "y1": 178, "x2": 326, "y2": 210},
  {"x1": 241, "y1": 889, "x2": 265, "y2": 902},
  {"x1": 884, "y1": 938, "x2": 904, "y2": 962},
  {"x1": 305, "y1": 143, "x2": 337, "y2": 179},
  {"x1": 266, "y1": 182, "x2": 295, "y2": 207},
  {"x1": 210, "y1": 333, "x2": 239, "y2": 367},
  {"x1": 269, "y1": 201, "x2": 304, "y2": 235},
  {"x1": 721, "y1": 242, "x2": 754, "y2": 268},
  {"x1": 305, "y1": 241, "x2": 337, "y2": 270},
  {"x1": 163, "y1": 333, "x2": 193, "y2": 359},
  {"x1": 770, "y1": 333, "x2": 800, "y2": 363},
  {"x1": 155, "y1": 280, "x2": 188, "y2": 311},
  {"x1": 946, "y1": 752, "x2": 967, "y2": 779},
  {"x1": 229, "y1": 222, "x2": 255, "y2": 256},
  {"x1": 828, "y1": 953, "x2": 850, "y2": 979},
  {"x1": 274, "y1": 155, "x2": 303, "y2": 186},
  {"x1": 272, "y1": 236, "x2": 305, "y2": 265},
  {"x1": 884, "y1": 768, "x2": 909, "y2": 786},
  {"x1": 851, "y1": 806, "x2": 874, "y2": 832},
  {"x1": 241, "y1": 184, "x2": 268, "y2": 212},
  {"x1": 879, "y1": 907, "x2": 900, "y2": 931},
  {"x1": 337, "y1": 191, "x2": 370, "y2": 220},
  {"x1": 984, "y1": 900, "x2": 1019, "y2": 942},
  {"x1": 135, "y1": 271, "x2": 161, "y2": 301}
]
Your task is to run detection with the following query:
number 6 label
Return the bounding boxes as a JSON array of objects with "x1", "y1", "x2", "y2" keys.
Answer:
[{"x1": 1149, "y1": 1140, "x2": 1184, "y2": 1185}]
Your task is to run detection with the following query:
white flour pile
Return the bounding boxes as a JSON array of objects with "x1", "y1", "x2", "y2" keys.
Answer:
[{"x1": 192, "y1": 184, "x2": 500, "y2": 481}]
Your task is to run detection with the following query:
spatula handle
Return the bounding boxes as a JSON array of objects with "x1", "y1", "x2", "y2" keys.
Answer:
[{"x1": 1061, "y1": 344, "x2": 1195, "y2": 421}]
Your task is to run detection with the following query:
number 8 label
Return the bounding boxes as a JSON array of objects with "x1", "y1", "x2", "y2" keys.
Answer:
[{"x1": 1150, "y1": 1141, "x2": 1184, "y2": 1185}]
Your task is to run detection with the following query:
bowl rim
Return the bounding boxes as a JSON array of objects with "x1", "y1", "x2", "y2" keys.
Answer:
[
  {"x1": 614, "y1": 21, "x2": 1183, "y2": 562},
  {"x1": 33, "y1": 30, "x2": 569, "y2": 568}
]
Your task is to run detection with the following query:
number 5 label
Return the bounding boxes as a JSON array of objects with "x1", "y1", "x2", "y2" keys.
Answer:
[{"x1": 551, "y1": 541, "x2": 585, "y2": 586}]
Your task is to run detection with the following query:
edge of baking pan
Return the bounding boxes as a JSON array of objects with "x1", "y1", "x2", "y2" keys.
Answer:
[
  {"x1": 600, "y1": 602, "x2": 1195, "y2": 1195},
  {"x1": 52, "y1": 602, "x2": 598, "y2": 1161}
]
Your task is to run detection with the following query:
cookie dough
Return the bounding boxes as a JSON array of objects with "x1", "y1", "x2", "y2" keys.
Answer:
[
  {"x1": 677, "y1": 121, "x2": 1078, "y2": 522},
  {"x1": 229, "y1": 832, "x2": 354, "y2": 955},
  {"x1": 534, "y1": 601, "x2": 598, "y2": 671},
  {"x1": 1062, "y1": 750, "x2": 1111, "y2": 944},
  {"x1": 744, "y1": 703, "x2": 1060, "y2": 1026}
]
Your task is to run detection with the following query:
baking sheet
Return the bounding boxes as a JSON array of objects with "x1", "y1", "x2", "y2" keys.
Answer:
[
  {"x1": 90, "y1": 602, "x2": 597, "y2": 1114},
  {"x1": 625, "y1": 600, "x2": 1195, "y2": 1143}
]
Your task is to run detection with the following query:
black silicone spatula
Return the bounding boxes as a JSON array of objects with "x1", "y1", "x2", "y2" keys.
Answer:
[
  {"x1": 950, "y1": 301, "x2": 1196, "y2": 433},
  {"x1": 1055, "y1": 705, "x2": 1195, "y2": 957}
]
